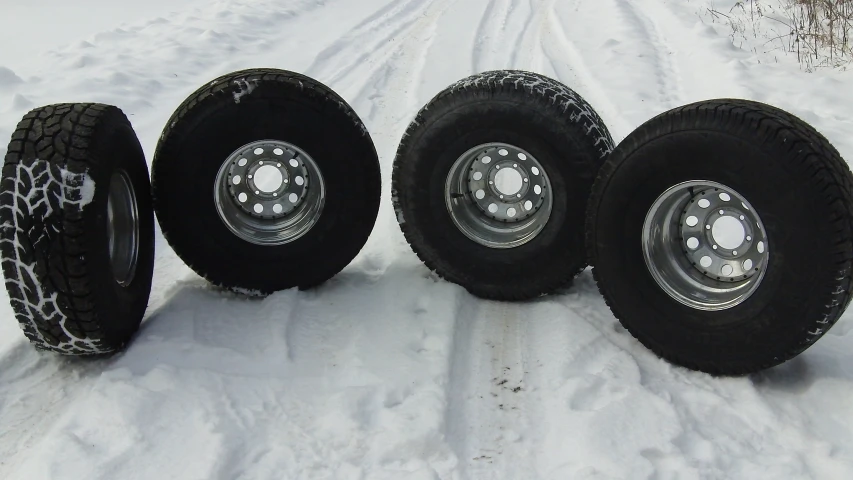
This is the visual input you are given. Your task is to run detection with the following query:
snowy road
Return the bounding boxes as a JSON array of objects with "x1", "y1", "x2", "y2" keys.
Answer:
[{"x1": 2, "y1": 0, "x2": 853, "y2": 478}]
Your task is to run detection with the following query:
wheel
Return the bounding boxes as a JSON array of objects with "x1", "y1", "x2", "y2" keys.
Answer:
[
  {"x1": 392, "y1": 70, "x2": 614, "y2": 300},
  {"x1": 152, "y1": 68, "x2": 381, "y2": 294},
  {"x1": 586, "y1": 98, "x2": 853, "y2": 375},
  {"x1": 0, "y1": 103, "x2": 155, "y2": 354}
]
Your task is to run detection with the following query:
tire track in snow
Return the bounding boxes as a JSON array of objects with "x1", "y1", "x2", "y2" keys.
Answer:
[
  {"x1": 538, "y1": 0, "x2": 634, "y2": 136},
  {"x1": 470, "y1": 0, "x2": 500, "y2": 73},
  {"x1": 304, "y1": 0, "x2": 437, "y2": 89},
  {"x1": 346, "y1": 0, "x2": 456, "y2": 125},
  {"x1": 611, "y1": 0, "x2": 686, "y2": 108},
  {"x1": 508, "y1": 0, "x2": 539, "y2": 70},
  {"x1": 470, "y1": 0, "x2": 519, "y2": 72},
  {"x1": 444, "y1": 299, "x2": 537, "y2": 479}
]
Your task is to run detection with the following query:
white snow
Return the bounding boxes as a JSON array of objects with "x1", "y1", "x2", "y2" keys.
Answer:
[{"x1": 2, "y1": 0, "x2": 853, "y2": 478}]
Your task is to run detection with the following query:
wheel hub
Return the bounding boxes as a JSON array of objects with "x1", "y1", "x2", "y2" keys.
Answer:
[
  {"x1": 225, "y1": 143, "x2": 310, "y2": 219},
  {"x1": 214, "y1": 139, "x2": 325, "y2": 246},
  {"x1": 679, "y1": 188, "x2": 766, "y2": 282},
  {"x1": 445, "y1": 142, "x2": 552, "y2": 249},
  {"x1": 466, "y1": 145, "x2": 546, "y2": 223},
  {"x1": 642, "y1": 180, "x2": 770, "y2": 311}
]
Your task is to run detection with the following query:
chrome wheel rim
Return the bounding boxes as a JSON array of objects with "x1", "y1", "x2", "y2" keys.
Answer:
[
  {"x1": 642, "y1": 180, "x2": 769, "y2": 311},
  {"x1": 444, "y1": 142, "x2": 552, "y2": 249},
  {"x1": 107, "y1": 170, "x2": 139, "y2": 287},
  {"x1": 214, "y1": 139, "x2": 325, "y2": 246}
]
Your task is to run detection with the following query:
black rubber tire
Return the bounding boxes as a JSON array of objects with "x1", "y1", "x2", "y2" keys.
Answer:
[
  {"x1": 152, "y1": 68, "x2": 381, "y2": 294},
  {"x1": 0, "y1": 103, "x2": 155, "y2": 355},
  {"x1": 391, "y1": 70, "x2": 614, "y2": 300},
  {"x1": 586, "y1": 98, "x2": 853, "y2": 375}
]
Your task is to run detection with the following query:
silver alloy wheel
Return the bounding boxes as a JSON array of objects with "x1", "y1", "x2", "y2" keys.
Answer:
[
  {"x1": 642, "y1": 180, "x2": 769, "y2": 311},
  {"x1": 214, "y1": 139, "x2": 325, "y2": 246},
  {"x1": 444, "y1": 142, "x2": 552, "y2": 248},
  {"x1": 107, "y1": 169, "x2": 139, "y2": 287}
]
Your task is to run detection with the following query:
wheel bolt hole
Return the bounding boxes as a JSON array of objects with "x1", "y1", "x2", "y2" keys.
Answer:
[
  {"x1": 757, "y1": 241, "x2": 765, "y2": 253},
  {"x1": 488, "y1": 203, "x2": 498, "y2": 213},
  {"x1": 232, "y1": 175, "x2": 242, "y2": 185},
  {"x1": 253, "y1": 148, "x2": 264, "y2": 155},
  {"x1": 289, "y1": 159, "x2": 299, "y2": 168},
  {"x1": 507, "y1": 207, "x2": 517, "y2": 218},
  {"x1": 686, "y1": 237, "x2": 699, "y2": 249},
  {"x1": 253, "y1": 203, "x2": 263, "y2": 214},
  {"x1": 534, "y1": 185, "x2": 542, "y2": 195},
  {"x1": 498, "y1": 149, "x2": 508, "y2": 156},
  {"x1": 685, "y1": 215, "x2": 698, "y2": 227},
  {"x1": 698, "y1": 199, "x2": 710, "y2": 209},
  {"x1": 518, "y1": 153, "x2": 527, "y2": 160},
  {"x1": 744, "y1": 259, "x2": 754, "y2": 270},
  {"x1": 475, "y1": 190, "x2": 485, "y2": 199},
  {"x1": 700, "y1": 256, "x2": 712, "y2": 268},
  {"x1": 531, "y1": 167, "x2": 540, "y2": 176},
  {"x1": 473, "y1": 172, "x2": 483, "y2": 181},
  {"x1": 482, "y1": 156, "x2": 491, "y2": 164},
  {"x1": 238, "y1": 192, "x2": 247, "y2": 203},
  {"x1": 289, "y1": 193, "x2": 299, "y2": 204},
  {"x1": 721, "y1": 264, "x2": 734, "y2": 276},
  {"x1": 719, "y1": 192, "x2": 731, "y2": 201},
  {"x1": 238, "y1": 158, "x2": 248, "y2": 167}
]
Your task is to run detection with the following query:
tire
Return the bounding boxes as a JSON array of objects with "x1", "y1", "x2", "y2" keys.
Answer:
[
  {"x1": 1, "y1": 103, "x2": 155, "y2": 355},
  {"x1": 152, "y1": 68, "x2": 381, "y2": 294},
  {"x1": 391, "y1": 70, "x2": 614, "y2": 300},
  {"x1": 586, "y1": 98, "x2": 853, "y2": 375}
]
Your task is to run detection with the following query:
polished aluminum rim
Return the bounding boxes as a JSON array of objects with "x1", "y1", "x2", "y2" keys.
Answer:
[
  {"x1": 642, "y1": 180, "x2": 769, "y2": 311},
  {"x1": 445, "y1": 142, "x2": 552, "y2": 248},
  {"x1": 214, "y1": 140, "x2": 325, "y2": 246},
  {"x1": 107, "y1": 170, "x2": 139, "y2": 287}
]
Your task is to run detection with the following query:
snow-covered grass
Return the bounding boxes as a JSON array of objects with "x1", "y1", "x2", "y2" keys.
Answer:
[
  {"x1": 701, "y1": 0, "x2": 853, "y2": 70},
  {"x1": 1, "y1": 0, "x2": 853, "y2": 478}
]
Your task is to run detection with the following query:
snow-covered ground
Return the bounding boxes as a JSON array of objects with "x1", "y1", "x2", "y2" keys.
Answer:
[{"x1": 2, "y1": 0, "x2": 853, "y2": 478}]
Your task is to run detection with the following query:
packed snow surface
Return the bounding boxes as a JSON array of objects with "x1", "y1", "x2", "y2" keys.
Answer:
[{"x1": 2, "y1": 0, "x2": 853, "y2": 478}]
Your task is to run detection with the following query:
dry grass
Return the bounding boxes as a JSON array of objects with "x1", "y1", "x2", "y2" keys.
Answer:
[{"x1": 708, "y1": 0, "x2": 853, "y2": 71}]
